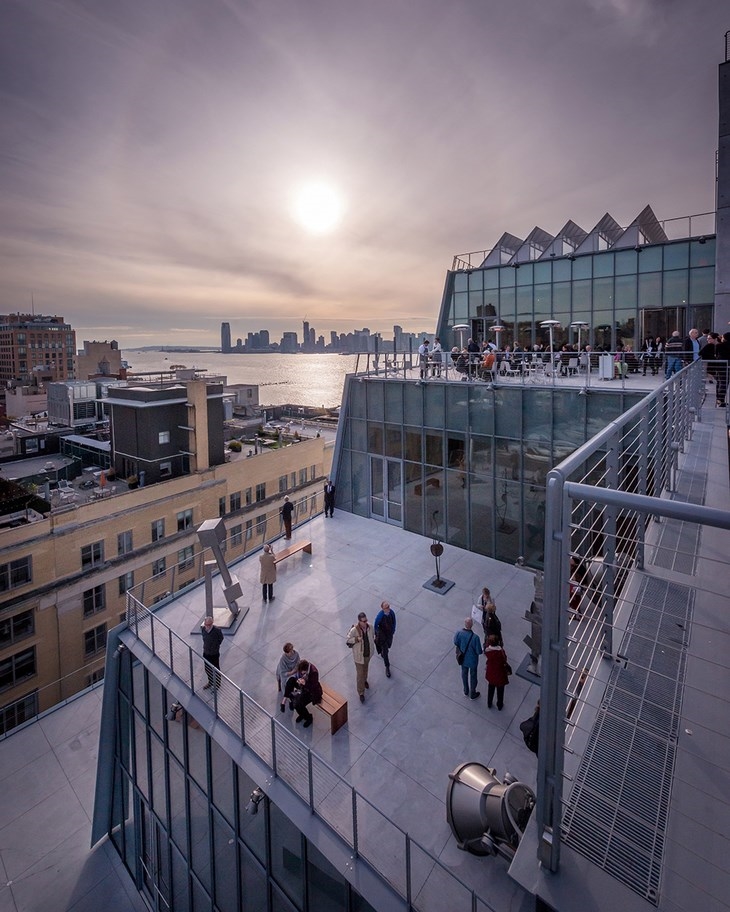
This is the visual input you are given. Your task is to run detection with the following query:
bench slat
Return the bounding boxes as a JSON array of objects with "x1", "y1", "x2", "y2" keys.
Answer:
[{"x1": 274, "y1": 541, "x2": 312, "y2": 563}]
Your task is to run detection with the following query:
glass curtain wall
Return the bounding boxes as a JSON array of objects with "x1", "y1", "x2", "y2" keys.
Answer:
[
  {"x1": 108, "y1": 654, "x2": 376, "y2": 912},
  {"x1": 437, "y1": 238, "x2": 716, "y2": 352},
  {"x1": 337, "y1": 379, "x2": 644, "y2": 567}
]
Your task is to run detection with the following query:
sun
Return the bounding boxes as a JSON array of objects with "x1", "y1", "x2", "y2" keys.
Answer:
[{"x1": 292, "y1": 181, "x2": 344, "y2": 234}]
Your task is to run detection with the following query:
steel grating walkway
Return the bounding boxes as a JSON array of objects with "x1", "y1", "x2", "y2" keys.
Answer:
[{"x1": 561, "y1": 576, "x2": 693, "y2": 904}]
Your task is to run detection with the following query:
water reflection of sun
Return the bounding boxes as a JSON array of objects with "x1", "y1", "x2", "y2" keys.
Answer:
[{"x1": 292, "y1": 181, "x2": 344, "y2": 234}]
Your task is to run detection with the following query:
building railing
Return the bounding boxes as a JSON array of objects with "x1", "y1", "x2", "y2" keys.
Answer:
[
  {"x1": 123, "y1": 533, "x2": 498, "y2": 912},
  {"x1": 351, "y1": 348, "x2": 720, "y2": 391},
  {"x1": 451, "y1": 210, "x2": 716, "y2": 269},
  {"x1": 537, "y1": 360, "x2": 730, "y2": 891}
]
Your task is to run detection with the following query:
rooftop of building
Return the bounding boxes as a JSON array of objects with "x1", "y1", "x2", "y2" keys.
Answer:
[{"x1": 1, "y1": 386, "x2": 727, "y2": 912}]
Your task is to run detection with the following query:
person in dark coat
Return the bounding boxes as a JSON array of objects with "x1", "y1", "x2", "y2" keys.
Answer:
[
  {"x1": 374, "y1": 600, "x2": 396, "y2": 678},
  {"x1": 287, "y1": 659, "x2": 322, "y2": 728},
  {"x1": 280, "y1": 496, "x2": 294, "y2": 539},
  {"x1": 200, "y1": 616, "x2": 224, "y2": 689},
  {"x1": 323, "y1": 478, "x2": 336, "y2": 517},
  {"x1": 484, "y1": 634, "x2": 510, "y2": 710}
]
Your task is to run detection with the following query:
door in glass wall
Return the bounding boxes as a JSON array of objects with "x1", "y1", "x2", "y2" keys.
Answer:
[
  {"x1": 642, "y1": 307, "x2": 686, "y2": 341},
  {"x1": 369, "y1": 456, "x2": 403, "y2": 525},
  {"x1": 139, "y1": 802, "x2": 172, "y2": 911}
]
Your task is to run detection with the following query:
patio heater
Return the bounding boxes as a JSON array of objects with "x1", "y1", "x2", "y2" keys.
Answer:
[
  {"x1": 539, "y1": 319, "x2": 561, "y2": 353},
  {"x1": 452, "y1": 324, "x2": 470, "y2": 350},
  {"x1": 490, "y1": 324, "x2": 505, "y2": 351},
  {"x1": 570, "y1": 320, "x2": 588, "y2": 351}
]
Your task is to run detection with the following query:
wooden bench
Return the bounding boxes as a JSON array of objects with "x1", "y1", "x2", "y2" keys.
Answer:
[
  {"x1": 273, "y1": 541, "x2": 312, "y2": 564},
  {"x1": 316, "y1": 683, "x2": 348, "y2": 734}
]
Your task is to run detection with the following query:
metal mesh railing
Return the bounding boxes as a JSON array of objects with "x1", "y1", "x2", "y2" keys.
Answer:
[
  {"x1": 124, "y1": 569, "x2": 494, "y2": 912},
  {"x1": 537, "y1": 359, "x2": 730, "y2": 903}
]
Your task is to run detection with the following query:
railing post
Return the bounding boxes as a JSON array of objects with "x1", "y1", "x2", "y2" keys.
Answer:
[
  {"x1": 308, "y1": 751, "x2": 314, "y2": 811},
  {"x1": 637, "y1": 405, "x2": 649, "y2": 570},
  {"x1": 189, "y1": 649, "x2": 195, "y2": 694},
  {"x1": 239, "y1": 689, "x2": 246, "y2": 743},
  {"x1": 603, "y1": 434, "x2": 619, "y2": 656},
  {"x1": 168, "y1": 628, "x2": 174, "y2": 674},
  {"x1": 405, "y1": 835, "x2": 412, "y2": 907},
  {"x1": 351, "y1": 786, "x2": 358, "y2": 856},
  {"x1": 536, "y1": 470, "x2": 570, "y2": 872},
  {"x1": 271, "y1": 717, "x2": 277, "y2": 775}
]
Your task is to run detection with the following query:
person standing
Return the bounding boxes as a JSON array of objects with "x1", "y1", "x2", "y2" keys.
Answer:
[
  {"x1": 418, "y1": 338, "x2": 430, "y2": 379},
  {"x1": 431, "y1": 337, "x2": 443, "y2": 377},
  {"x1": 484, "y1": 635, "x2": 510, "y2": 709},
  {"x1": 454, "y1": 618, "x2": 482, "y2": 699},
  {"x1": 288, "y1": 659, "x2": 323, "y2": 728},
  {"x1": 260, "y1": 543, "x2": 276, "y2": 602},
  {"x1": 682, "y1": 327, "x2": 701, "y2": 364},
  {"x1": 280, "y1": 496, "x2": 294, "y2": 539},
  {"x1": 374, "y1": 601, "x2": 396, "y2": 678},
  {"x1": 480, "y1": 589, "x2": 502, "y2": 647},
  {"x1": 323, "y1": 478, "x2": 336, "y2": 517},
  {"x1": 346, "y1": 612, "x2": 375, "y2": 702},
  {"x1": 664, "y1": 331, "x2": 684, "y2": 379},
  {"x1": 277, "y1": 642, "x2": 300, "y2": 709},
  {"x1": 200, "y1": 616, "x2": 224, "y2": 689}
]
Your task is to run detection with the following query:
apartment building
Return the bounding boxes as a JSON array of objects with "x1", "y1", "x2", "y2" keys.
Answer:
[
  {"x1": 0, "y1": 313, "x2": 76, "y2": 384},
  {"x1": 0, "y1": 434, "x2": 332, "y2": 735}
]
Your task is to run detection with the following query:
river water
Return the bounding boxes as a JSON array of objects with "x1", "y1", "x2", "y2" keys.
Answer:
[{"x1": 122, "y1": 350, "x2": 358, "y2": 408}]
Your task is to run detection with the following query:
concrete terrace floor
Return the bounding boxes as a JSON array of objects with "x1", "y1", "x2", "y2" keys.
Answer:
[
  {"x1": 155, "y1": 510, "x2": 541, "y2": 911},
  {"x1": 1, "y1": 382, "x2": 728, "y2": 912}
]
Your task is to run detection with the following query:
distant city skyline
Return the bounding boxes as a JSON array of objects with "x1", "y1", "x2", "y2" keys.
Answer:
[{"x1": 1, "y1": 1, "x2": 726, "y2": 349}]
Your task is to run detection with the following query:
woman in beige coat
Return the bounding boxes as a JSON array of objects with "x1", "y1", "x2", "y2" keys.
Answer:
[{"x1": 260, "y1": 543, "x2": 276, "y2": 602}]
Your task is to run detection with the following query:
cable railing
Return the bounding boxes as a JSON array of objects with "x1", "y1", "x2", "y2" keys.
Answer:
[
  {"x1": 536, "y1": 359, "x2": 730, "y2": 901},
  {"x1": 451, "y1": 210, "x2": 716, "y2": 269},
  {"x1": 351, "y1": 348, "x2": 722, "y2": 392},
  {"x1": 124, "y1": 577, "x2": 498, "y2": 912}
]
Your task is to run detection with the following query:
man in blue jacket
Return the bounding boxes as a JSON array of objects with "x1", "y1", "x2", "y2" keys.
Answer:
[{"x1": 454, "y1": 618, "x2": 482, "y2": 699}]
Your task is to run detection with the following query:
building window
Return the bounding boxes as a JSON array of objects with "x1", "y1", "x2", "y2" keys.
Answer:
[
  {"x1": 219, "y1": 496, "x2": 226, "y2": 517},
  {"x1": 244, "y1": 487, "x2": 252, "y2": 506},
  {"x1": 256, "y1": 514, "x2": 266, "y2": 536},
  {"x1": 279, "y1": 475, "x2": 288, "y2": 493},
  {"x1": 84, "y1": 624, "x2": 107, "y2": 658},
  {"x1": 160, "y1": 461, "x2": 172, "y2": 478},
  {"x1": 151, "y1": 519, "x2": 165, "y2": 542},
  {"x1": 230, "y1": 524, "x2": 242, "y2": 546},
  {"x1": 299, "y1": 468, "x2": 307, "y2": 486},
  {"x1": 158, "y1": 431, "x2": 170, "y2": 444},
  {"x1": 0, "y1": 610, "x2": 35, "y2": 647},
  {"x1": 255, "y1": 483, "x2": 266, "y2": 502},
  {"x1": 81, "y1": 541, "x2": 104, "y2": 570},
  {"x1": 310, "y1": 464, "x2": 316, "y2": 481},
  {"x1": 83, "y1": 584, "x2": 106, "y2": 617},
  {"x1": 0, "y1": 646, "x2": 36, "y2": 691},
  {"x1": 117, "y1": 530, "x2": 133, "y2": 556},
  {"x1": 0, "y1": 556, "x2": 33, "y2": 592},
  {"x1": 245, "y1": 520, "x2": 253, "y2": 541},
  {"x1": 177, "y1": 546, "x2": 194, "y2": 570},
  {"x1": 229, "y1": 492, "x2": 241, "y2": 512},
  {"x1": 119, "y1": 571, "x2": 134, "y2": 596},
  {"x1": 177, "y1": 509, "x2": 193, "y2": 532},
  {"x1": 152, "y1": 557, "x2": 166, "y2": 577},
  {"x1": 86, "y1": 668, "x2": 105, "y2": 687},
  {"x1": 0, "y1": 691, "x2": 38, "y2": 736},
  {"x1": 290, "y1": 472, "x2": 296, "y2": 488}
]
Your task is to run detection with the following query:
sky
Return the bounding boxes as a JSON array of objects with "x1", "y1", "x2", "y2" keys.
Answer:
[{"x1": 0, "y1": 0, "x2": 727, "y2": 349}]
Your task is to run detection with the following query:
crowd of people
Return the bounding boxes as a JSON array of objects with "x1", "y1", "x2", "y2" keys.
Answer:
[{"x1": 411, "y1": 330, "x2": 730, "y2": 398}]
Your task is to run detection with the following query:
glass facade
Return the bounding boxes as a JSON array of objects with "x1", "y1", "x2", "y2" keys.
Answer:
[
  {"x1": 109, "y1": 654, "x2": 376, "y2": 912},
  {"x1": 437, "y1": 238, "x2": 716, "y2": 352},
  {"x1": 336, "y1": 378, "x2": 643, "y2": 567}
]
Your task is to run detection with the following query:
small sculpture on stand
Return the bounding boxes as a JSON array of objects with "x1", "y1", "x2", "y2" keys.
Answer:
[
  {"x1": 195, "y1": 518, "x2": 248, "y2": 631},
  {"x1": 423, "y1": 510, "x2": 454, "y2": 594}
]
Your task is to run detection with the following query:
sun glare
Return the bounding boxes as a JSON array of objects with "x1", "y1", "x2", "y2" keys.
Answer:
[{"x1": 292, "y1": 181, "x2": 344, "y2": 234}]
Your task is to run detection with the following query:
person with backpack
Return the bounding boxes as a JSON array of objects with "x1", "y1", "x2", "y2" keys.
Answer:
[{"x1": 453, "y1": 618, "x2": 482, "y2": 699}]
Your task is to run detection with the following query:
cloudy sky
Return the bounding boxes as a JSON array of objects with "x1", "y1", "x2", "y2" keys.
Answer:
[{"x1": 0, "y1": 0, "x2": 726, "y2": 348}]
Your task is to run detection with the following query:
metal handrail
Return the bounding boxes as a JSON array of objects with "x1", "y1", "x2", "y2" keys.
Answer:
[
  {"x1": 451, "y1": 210, "x2": 717, "y2": 269},
  {"x1": 123, "y1": 589, "x2": 494, "y2": 912},
  {"x1": 536, "y1": 359, "x2": 721, "y2": 875}
]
